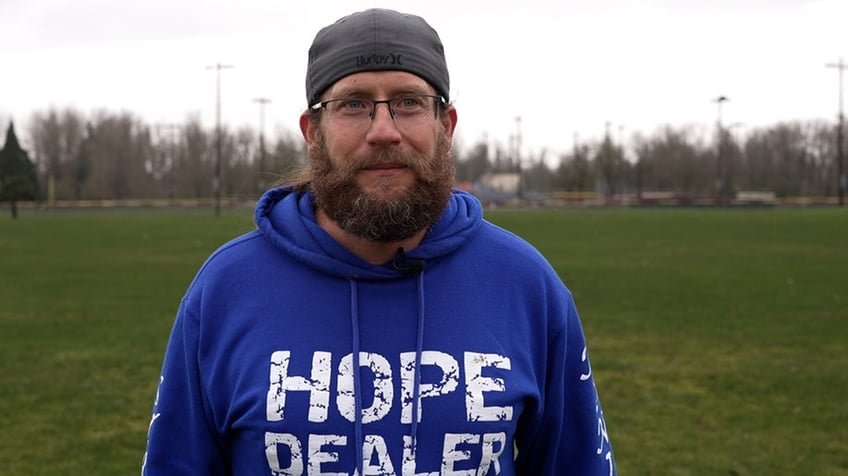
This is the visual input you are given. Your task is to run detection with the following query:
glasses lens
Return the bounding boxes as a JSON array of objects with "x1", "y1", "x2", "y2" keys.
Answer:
[
  {"x1": 391, "y1": 96, "x2": 432, "y2": 116},
  {"x1": 328, "y1": 99, "x2": 371, "y2": 117},
  {"x1": 323, "y1": 95, "x2": 440, "y2": 127}
]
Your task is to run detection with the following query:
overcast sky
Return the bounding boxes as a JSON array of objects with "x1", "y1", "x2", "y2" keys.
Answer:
[{"x1": 1, "y1": 0, "x2": 846, "y2": 158}]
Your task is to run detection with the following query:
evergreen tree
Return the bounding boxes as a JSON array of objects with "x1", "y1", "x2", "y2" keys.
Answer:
[{"x1": 0, "y1": 122, "x2": 39, "y2": 218}]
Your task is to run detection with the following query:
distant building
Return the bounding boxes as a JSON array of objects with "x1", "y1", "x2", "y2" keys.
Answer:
[
  {"x1": 479, "y1": 173, "x2": 520, "y2": 194},
  {"x1": 464, "y1": 173, "x2": 521, "y2": 206}
]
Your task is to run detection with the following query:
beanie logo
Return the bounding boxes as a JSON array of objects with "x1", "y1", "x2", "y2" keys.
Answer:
[{"x1": 356, "y1": 53, "x2": 403, "y2": 67}]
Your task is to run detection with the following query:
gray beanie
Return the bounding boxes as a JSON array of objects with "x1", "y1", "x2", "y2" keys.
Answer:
[{"x1": 305, "y1": 8, "x2": 450, "y2": 106}]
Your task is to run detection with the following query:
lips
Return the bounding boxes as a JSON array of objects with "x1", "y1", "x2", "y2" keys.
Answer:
[{"x1": 367, "y1": 163, "x2": 407, "y2": 170}]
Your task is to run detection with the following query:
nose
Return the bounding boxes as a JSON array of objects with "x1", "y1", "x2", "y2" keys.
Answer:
[{"x1": 365, "y1": 102, "x2": 402, "y2": 145}]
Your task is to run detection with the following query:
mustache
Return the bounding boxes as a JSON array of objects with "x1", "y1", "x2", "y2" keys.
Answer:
[
  {"x1": 308, "y1": 127, "x2": 453, "y2": 186},
  {"x1": 350, "y1": 149, "x2": 426, "y2": 173}
]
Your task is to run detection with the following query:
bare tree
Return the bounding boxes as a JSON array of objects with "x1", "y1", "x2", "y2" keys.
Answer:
[
  {"x1": 13, "y1": 105, "x2": 846, "y2": 204},
  {"x1": 177, "y1": 118, "x2": 213, "y2": 199},
  {"x1": 594, "y1": 132, "x2": 626, "y2": 198},
  {"x1": 226, "y1": 126, "x2": 258, "y2": 200},
  {"x1": 743, "y1": 123, "x2": 807, "y2": 197},
  {"x1": 27, "y1": 108, "x2": 89, "y2": 201},
  {"x1": 455, "y1": 139, "x2": 491, "y2": 184},
  {"x1": 266, "y1": 132, "x2": 305, "y2": 189},
  {"x1": 556, "y1": 141, "x2": 593, "y2": 193},
  {"x1": 522, "y1": 152, "x2": 554, "y2": 194},
  {"x1": 634, "y1": 127, "x2": 712, "y2": 197}
]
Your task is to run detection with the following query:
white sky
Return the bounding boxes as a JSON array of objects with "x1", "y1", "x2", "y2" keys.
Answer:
[{"x1": 1, "y1": 0, "x2": 846, "y2": 159}]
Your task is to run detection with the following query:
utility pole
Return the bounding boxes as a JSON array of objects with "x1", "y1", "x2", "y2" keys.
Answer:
[
  {"x1": 826, "y1": 57, "x2": 846, "y2": 206},
  {"x1": 713, "y1": 96, "x2": 729, "y2": 205},
  {"x1": 207, "y1": 63, "x2": 233, "y2": 216},
  {"x1": 253, "y1": 97, "x2": 271, "y2": 193}
]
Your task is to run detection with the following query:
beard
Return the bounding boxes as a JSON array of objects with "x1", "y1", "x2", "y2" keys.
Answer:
[{"x1": 309, "y1": 129, "x2": 454, "y2": 242}]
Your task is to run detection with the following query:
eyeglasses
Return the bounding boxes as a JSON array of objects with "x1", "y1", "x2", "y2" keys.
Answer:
[{"x1": 310, "y1": 95, "x2": 445, "y2": 126}]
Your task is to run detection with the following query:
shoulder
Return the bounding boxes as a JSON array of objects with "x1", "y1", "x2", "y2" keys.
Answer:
[
  {"x1": 182, "y1": 229, "x2": 276, "y2": 296},
  {"x1": 475, "y1": 219, "x2": 557, "y2": 268},
  {"x1": 198, "y1": 229, "x2": 267, "y2": 272},
  {"x1": 446, "y1": 218, "x2": 578, "y2": 337},
  {"x1": 452, "y1": 218, "x2": 572, "y2": 297}
]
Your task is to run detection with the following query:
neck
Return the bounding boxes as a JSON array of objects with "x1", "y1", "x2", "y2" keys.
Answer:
[{"x1": 315, "y1": 208, "x2": 427, "y2": 265}]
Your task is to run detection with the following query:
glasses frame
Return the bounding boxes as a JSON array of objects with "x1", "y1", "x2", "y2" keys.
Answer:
[{"x1": 309, "y1": 94, "x2": 446, "y2": 121}]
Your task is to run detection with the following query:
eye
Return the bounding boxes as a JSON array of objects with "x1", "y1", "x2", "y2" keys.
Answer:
[
  {"x1": 393, "y1": 96, "x2": 427, "y2": 112},
  {"x1": 340, "y1": 99, "x2": 368, "y2": 110},
  {"x1": 392, "y1": 96, "x2": 430, "y2": 116},
  {"x1": 327, "y1": 98, "x2": 371, "y2": 115}
]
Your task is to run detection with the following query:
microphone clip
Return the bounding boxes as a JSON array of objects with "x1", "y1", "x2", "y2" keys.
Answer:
[{"x1": 391, "y1": 247, "x2": 425, "y2": 275}]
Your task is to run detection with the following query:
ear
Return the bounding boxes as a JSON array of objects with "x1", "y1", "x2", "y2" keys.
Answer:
[
  {"x1": 441, "y1": 105, "x2": 458, "y2": 142},
  {"x1": 299, "y1": 111, "x2": 318, "y2": 146}
]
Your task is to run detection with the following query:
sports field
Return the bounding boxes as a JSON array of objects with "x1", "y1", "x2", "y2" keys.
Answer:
[{"x1": 1, "y1": 206, "x2": 846, "y2": 475}]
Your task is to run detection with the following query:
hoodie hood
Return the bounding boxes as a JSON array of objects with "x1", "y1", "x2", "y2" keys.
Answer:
[{"x1": 254, "y1": 186, "x2": 483, "y2": 280}]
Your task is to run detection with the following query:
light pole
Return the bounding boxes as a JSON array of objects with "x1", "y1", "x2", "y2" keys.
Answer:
[
  {"x1": 207, "y1": 63, "x2": 233, "y2": 216},
  {"x1": 514, "y1": 116, "x2": 522, "y2": 198},
  {"x1": 713, "y1": 96, "x2": 729, "y2": 205},
  {"x1": 253, "y1": 97, "x2": 271, "y2": 193},
  {"x1": 826, "y1": 57, "x2": 846, "y2": 206}
]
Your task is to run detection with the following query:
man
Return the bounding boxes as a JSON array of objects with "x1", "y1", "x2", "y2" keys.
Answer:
[{"x1": 143, "y1": 8, "x2": 615, "y2": 475}]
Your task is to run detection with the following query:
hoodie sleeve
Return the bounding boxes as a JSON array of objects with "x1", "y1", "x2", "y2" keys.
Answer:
[
  {"x1": 142, "y1": 301, "x2": 229, "y2": 475},
  {"x1": 515, "y1": 297, "x2": 616, "y2": 476}
]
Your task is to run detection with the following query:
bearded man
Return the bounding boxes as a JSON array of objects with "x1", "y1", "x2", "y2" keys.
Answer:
[{"x1": 143, "y1": 8, "x2": 616, "y2": 476}]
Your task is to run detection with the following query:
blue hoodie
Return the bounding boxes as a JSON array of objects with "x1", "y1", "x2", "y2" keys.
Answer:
[{"x1": 143, "y1": 187, "x2": 615, "y2": 475}]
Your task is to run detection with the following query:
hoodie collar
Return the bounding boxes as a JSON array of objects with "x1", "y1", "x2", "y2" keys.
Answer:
[{"x1": 254, "y1": 186, "x2": 483, "y2": 280}]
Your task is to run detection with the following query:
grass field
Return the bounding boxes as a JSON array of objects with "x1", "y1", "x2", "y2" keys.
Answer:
[{"x1": 1, "y1": 206, "x2": 846, "y2": 475}]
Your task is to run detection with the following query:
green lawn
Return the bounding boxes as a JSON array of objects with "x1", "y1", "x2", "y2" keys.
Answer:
[{"x1": 1, "y1": 206, "x2": 846, "y2": 475}]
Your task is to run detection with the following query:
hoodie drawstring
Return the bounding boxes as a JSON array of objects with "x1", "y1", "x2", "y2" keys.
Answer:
[
  {"x1": 349, "y1": 279, "x2": 365, "y2": 475},
  {"x1": 350, "y1": 252, "x2": 426, "y2": 475},
  {"x1": 409, "y1": 269, "x2": 426, "y2": 459}
]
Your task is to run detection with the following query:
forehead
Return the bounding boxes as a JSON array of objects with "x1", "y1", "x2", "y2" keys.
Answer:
[{"x1": 323, "y1": 71, "x2": 436, "y2": 98}]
